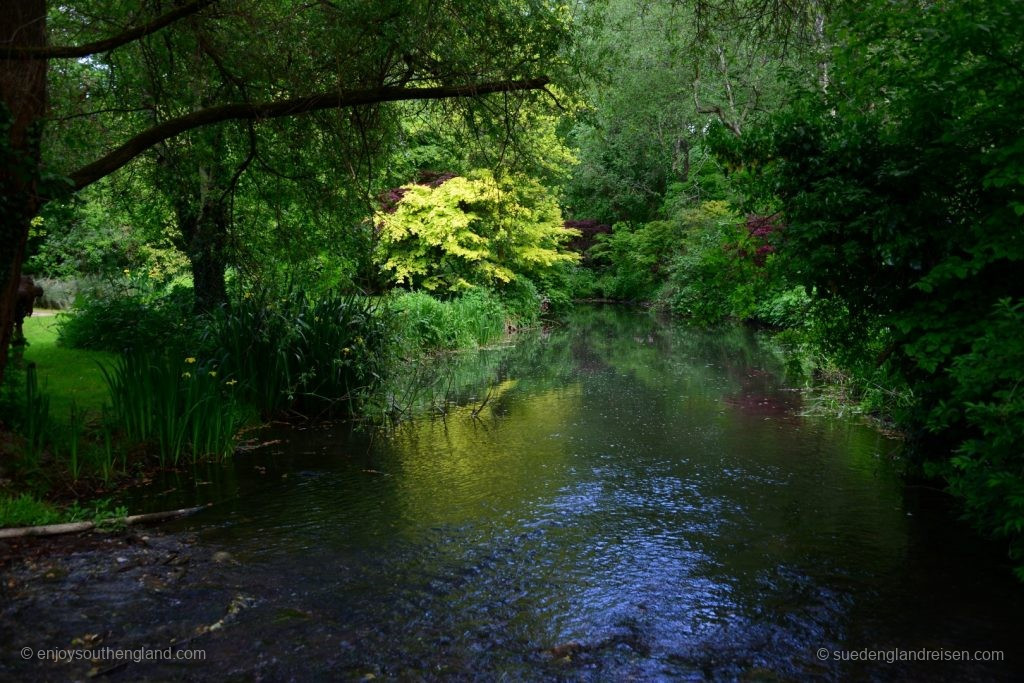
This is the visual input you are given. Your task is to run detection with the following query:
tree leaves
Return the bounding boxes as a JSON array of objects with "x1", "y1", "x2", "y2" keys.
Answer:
[{"x1": 376, "y1": 170, "x2": 578, "y2": 293}]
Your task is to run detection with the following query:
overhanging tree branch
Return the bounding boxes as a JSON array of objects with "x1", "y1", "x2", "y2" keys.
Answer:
[
  {"x1": 1, "y1": 0, "x2": 219, "y2": 59},
  {"x1": 68, "y1": 77, "x2": 550, "y2": 190}
]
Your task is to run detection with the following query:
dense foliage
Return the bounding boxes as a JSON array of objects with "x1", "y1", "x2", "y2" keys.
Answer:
[
  {"x1": 376, "y1": 169, "x2": 579, "y2": 294},
  {"x1": 200, "y1": 284, "x2": 393, "y2": 419},
  {"x1": 0, "y1": 0, "x2": 578, "y2": 386},
  {"x1": 56, "y1": 275, "x2": 194, "y2": 353},
  {"x1": 5, "y1": 0, "x2": 1024, "y2": 585},
  {"x1": 556, "y1": 0, "x2": 1024, "y2": 576},
  {"x1": 725, "y1": 0, "x2": 1024, "y2": 572}
]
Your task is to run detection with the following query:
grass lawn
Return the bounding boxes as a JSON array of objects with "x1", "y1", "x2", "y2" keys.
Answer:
[{"x1": 16, "y1": 315, "x2": 117, "y2": 424}]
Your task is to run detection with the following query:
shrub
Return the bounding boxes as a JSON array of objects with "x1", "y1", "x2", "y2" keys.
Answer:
[
  {"x1": 559, "y1": 265, "x2": 600, "y2": 301},
  {"x1": 376, "y1": 169, "x2": 580, "y2": 293},
  {"x1": 500, "y1": 278, "x2": 542, "y2": 328},
  {"x1": 0, "y1": 493, "x2": 63, "y2": 528},
  {"x1": 588, "y1": 219, "x2": 681, "y2": 301},
  {"x1": 752, "y1": 285, "x2": 812, "y2": 329},
  {"x1": 926, "y1": 299, "x2": 1024, "y2": 576},
  {"x1": 662, "y1": 201, "x2": 750, "y2": 322},
  {"x1": 392, "y1": 289, "x2": 510, "y2": 352},
  {"x1": 57, "y1": 293, "x2": 192, "y2": 353},
  {"x1": 57, "y1": 272, "x2": 195, "y2": 353}
]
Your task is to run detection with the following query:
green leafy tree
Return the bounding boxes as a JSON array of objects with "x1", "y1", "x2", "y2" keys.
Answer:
[
  {"x1": 564, "y1": 0, "x2": 826, "y2": 224},
  {"x1": 587, "y1": 219, "x2": 682, "y2": 301},
  {"x1": 376, "y1": 170, "x2": 579, "y2": 293},
  {"x1": 0, "y1": 0, "x2": 569, "y2": 384},
  {"x1": 730, "y1": 0, "x2": 1024, "y2": 571},
  {"x1": 26, "y1": 183, "x2": 186, "y2": 282}
]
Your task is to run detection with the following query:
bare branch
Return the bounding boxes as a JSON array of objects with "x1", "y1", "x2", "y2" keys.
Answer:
[
  {"x1": 693, "y1": 61, "x2": 742, "y2": 137},
  {"x1": 69, "y1": 77, "x2": 550, "y2": 191},
  {"x1": 1, "y1": 0, "x2": 220, "y2": 60}
]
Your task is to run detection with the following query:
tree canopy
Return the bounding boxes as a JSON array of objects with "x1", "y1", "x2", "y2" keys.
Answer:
[{"x1": 0, "y1": 0, "x2": 573, "y2": 381}]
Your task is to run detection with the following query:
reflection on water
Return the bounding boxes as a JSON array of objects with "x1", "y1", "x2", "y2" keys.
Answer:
[{"x1": 6, "y1": 306, "x2": 1024, "y2": 680}]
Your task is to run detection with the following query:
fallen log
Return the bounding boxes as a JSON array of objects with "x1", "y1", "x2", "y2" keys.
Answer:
[{"x1": 0, "y1": 504, "x2": 209, "y2": 539}]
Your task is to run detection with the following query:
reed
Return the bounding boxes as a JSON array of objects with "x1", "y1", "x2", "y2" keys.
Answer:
[
  {"x1": 101, "y1": 351, "x2": 241, "y2": 465},
  {"x1": 392, "y1": 289, "x2": 509, "y2": 352},
  {"x1": 207, "y1": 283, "x2": 391, "y2": 419},
  {"x1": 21, "y1": 364, "x2": 50, "y2": 467},
  {"x1": 65, "y1": 401, "x2": 84, "y2": 480}
]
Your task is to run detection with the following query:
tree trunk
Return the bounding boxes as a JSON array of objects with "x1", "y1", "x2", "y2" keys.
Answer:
[
  {"x1": 0, "y1": 1, "x2": 48, "y2": 388},
  {"x1": 187, "y1": 234, "x2": 228, "y2": 313},
  {"x1": 178, "y1": 198, "x2": 229, "y2": 314}
]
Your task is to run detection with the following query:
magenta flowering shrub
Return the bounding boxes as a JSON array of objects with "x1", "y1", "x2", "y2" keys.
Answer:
[
  {"x1": 563, "y1": 219, "x2": 612, "y2": 256},
  {"x1": 740, "y1": 213, "x2": 782, "y2": 267}
]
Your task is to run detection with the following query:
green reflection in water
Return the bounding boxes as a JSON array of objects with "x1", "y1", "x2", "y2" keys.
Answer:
[{"x1": 90, "y1": 306, "x2": 1024, "y2": 680}]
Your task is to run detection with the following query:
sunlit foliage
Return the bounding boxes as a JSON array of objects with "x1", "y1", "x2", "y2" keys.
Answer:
[{"x1": 376, "y1": 170, "x2": 580, "y2": 293}]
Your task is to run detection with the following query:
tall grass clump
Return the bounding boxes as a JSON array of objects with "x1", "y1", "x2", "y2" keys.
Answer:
[
  {"x1": 453, "y1": 289, "x2": 508, "y2": 345},
  {"x1": 392, "y1": 289, "x2": 510, "y2": 351},
  {"x1": 101, "y1": 352, "x2": 242, "y2": 465},
  {"x1": 63, "y1": 401, "x2": 85, "y2": 480},
  {"x1": 204, "y1": 283, "x2": 393, "y2": 419}
]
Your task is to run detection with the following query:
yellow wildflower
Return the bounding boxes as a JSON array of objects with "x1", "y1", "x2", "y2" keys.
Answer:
[
  {"x1": 182, "y1": 371, "x2": 192, "y2": 379},
  {"x1": 185, "y1": 357, "x2": 196, "y2": 364},
  {"x1": 209, "y1": 371, "x2": 217, "y2": 378},
  {"x1": 226, "y1": 379, "x2": 238, "y2": 386}
]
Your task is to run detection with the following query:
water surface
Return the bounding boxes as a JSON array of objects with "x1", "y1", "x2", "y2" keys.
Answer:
[{"x1": 3, "y1": 306, "x2": 1021, "y2": 680}]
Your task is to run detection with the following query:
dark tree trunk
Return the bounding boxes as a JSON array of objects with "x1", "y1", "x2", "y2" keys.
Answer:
[
  {"x1": 177, "y1": 198, "x2": 229, "y2": 314},
  {"x1": 0, "y1": 0, "x2": 47, "y2": 388},
  {"x1": 186, "y1": 230, "x2": 228, "y2": 314}
]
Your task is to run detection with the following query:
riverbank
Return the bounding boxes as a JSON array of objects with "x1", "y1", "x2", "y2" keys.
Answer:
[
  {"x1": 1, "y1": 291, "x2": 542, "y2": 530},
  {"x1": 0, "y1": 526, "x2": 245, "y2": 680},
  {"x1": 576, "y1": 297, "x2": 914, "y2": 439}
]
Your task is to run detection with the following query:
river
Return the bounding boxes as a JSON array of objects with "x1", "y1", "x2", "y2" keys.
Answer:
[{"x1": 2, "y1": 306, "x2": 1021, "y2": 680}]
